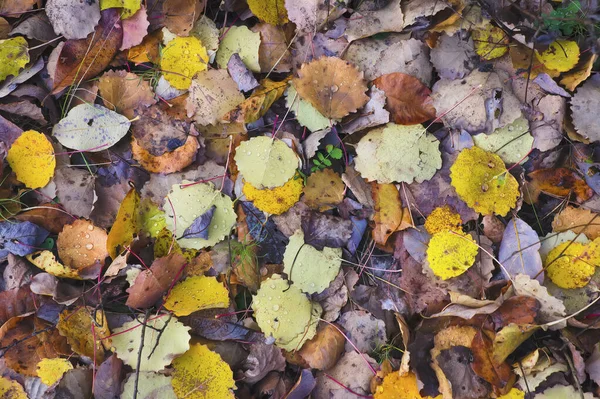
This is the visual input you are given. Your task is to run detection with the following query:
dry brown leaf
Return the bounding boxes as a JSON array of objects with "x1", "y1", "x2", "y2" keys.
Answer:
[
  {"x1": 561, "y1": 53, "x2": 598, "y2": 92},
  {"x1": 372, "y1": 183, "x2": 412, "y2": 246},
  {"x1": 57, "y1": 306, "x2": 110, "y2": 364},
  {"x1": 131, "y1": 135, "x2": 198, "y2": 174},
  {"x1": 298, "y1": 322, "x2": 345, "y2": 370},
  {"x1": 147, "y1": 0, "x2": 203, "y2": 36},
  {"x1": 57, "y1": 219, "x2": 109, "y2": 277},
  {"x1": 373, "y1": 72, "x2": 436, "y2": 125},
  {"x1": 186, "y1": 69, "x2": 245, "y2": 125},
  {"x1": 251, "y1": 23, "x2": 292, "y2": 73},
  {"x1": 552, "y1": 206, "x2": 600, "y2": 239},
  {"x1": 97, "y1": 70, "x2": 156, "y2": 119},
  {"x1": 293, "y1": 57, "x2": 369, "y2": 119},
  {"x1": 15, "y1": 203, "x2": 76, "y2": 234},
  {"x1": 527, "y1": 167, "x2": 593, "y2": 204},
  {"x1": 302, "y1": 168, "x2": 345, "y2": 211}
]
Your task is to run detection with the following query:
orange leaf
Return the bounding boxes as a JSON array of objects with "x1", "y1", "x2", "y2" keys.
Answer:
[
  {"x1": 373, "y1": 72, "x2": 436, "y2": 125},
  {"x1": 527, "y1": 167, "x2": 593, "y2": 203},
  {"x1": 131, "y1": 136, "x2": 198, "y2": 174},
  {"x1": 371, "y1": 183, "x2": 413, "y2": 246}
]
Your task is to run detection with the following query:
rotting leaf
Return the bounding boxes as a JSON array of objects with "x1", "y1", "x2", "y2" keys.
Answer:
[{"x1": 57, "y1": 306, "x2": 110, "y2": 364}]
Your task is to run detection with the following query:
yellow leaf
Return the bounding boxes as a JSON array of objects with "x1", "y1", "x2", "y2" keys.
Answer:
[
  {"x1": 535, "y1": 40, "x2": 579, "y2": 73},
  {"x1": 161, "y1": 36, "x2": 209, "y2": 90},
  {"x1": 216, "y1": 26, "x2": 261, "y2": 72},
  {"x1": 223, "y1": 78, "x2": 289, "y2": 124},
  {"x1": 372, "y1": 183, "x2": 413, "y2": 245},
  {"x1": 139, "y1": 198, "x2": 166, "y2": 238},
  {"x1": 153, "y1": 228, "x2": 199, "y2": 264},
  {"x1": 0, "y1": 377, "x2": 27, "y2": 399},
  {"x1": 472, "y1": 22, "x2": 509, "y2": 60},
  {"x1": 107, "y1": 187, "x2": 140, "y2": 258},
  {"x1": 426, "y1": 230, "x2": 479, "y2": 280},
  {"x1": 545, "y1": 240, "x2": 600, "y2": 289},
  {"x1": 164, "y1": 276, "x2": 230, "y2": 316},
  {"x1": 375, "y1": 371, "x2": 441, "y2": 399},
  {"x1": 100, "y1": 0, "x2": 140, "y2": 18},
  {"x1": 7, "y1": 130, "x2": 55, "y2": 189},
  {"x1": 57, "y1": 307, "x2": 110, "y2": 364},
  {"x1": 424, "y1": 206, "x2": 462, "y2": 235},
  {"x1": 171, "y1": 343, "x2": 236, "y2": 399},
  {"x1": 27, "y1": 250, "x2": 80, "y2": 279},
  {"x1": 0, "y1": 36, "x2": 29, "y2": 82},
  {"x1": 303, "y1": 168, "x2": 345, "y2": 211},
  {"x1": 36, "y1": 358, "x2": 73, "y2": 386},
  {"x1": 498, "y1": 388, "x2": 525, "y2": 399},
  {"x1": 247, "y1": 0, "x2": 288, "y2": 25},
  {"x1": 450, "y1": 146, "x2": 520, "y2": 216},
  {"x1": 243, "y1": 176, "x2": 303, "y2": 215},
  {"x1": 560, "y1": 53, "x2": 598, "y2": 91}
]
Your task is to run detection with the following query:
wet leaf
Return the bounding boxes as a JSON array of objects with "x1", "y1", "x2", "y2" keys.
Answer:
[
  {"x1": 164, "y1": 276, "x2": 229, "y2": 316},
  {"x1": 57, "y1": 306, "x2": 110, "y2": 363},
  {"x1": 7, "y1": 130, "x2": 55, "y2": 189}
]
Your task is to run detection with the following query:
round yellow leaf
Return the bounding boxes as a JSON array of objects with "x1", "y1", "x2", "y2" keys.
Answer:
[
  {"x1": 171, "y1": 343, "x2": 235, "y2": 399},
  {"x1": 535, "y1": 40, "x2": 580, "y2": 73},
  {"x1": 0, "y1": 377, "x2": 27, "y2": 399},
  {"x1": 36, "y1": 358, "x2": 73, "y2": 386},
  {"x1": 247, "y1": 0, "x2": 288, "y2": 25},
  {"x1": 161, "y1": 36, "x2": 208, "y2": 90},
  {"x1": 424, "y1": 206, "x2": 462, "y2": 235},
  {"x1": 450, "y1": 146, "x2": 520, "y2": 216},
  {"x1": 7, "y1": 130, "x2": 55, "y2": 189},
  {"x1": 164, "y1": 276, "x2": 230, "y2": 316},
  {"x1": 472, "y1": 23, "x2": 509, "y2": 60},
  {"x1": 375, "y1": 372, "x2": 441, "y2": 399},
  {"x1": 545, "y1": 241, "x2": 599, "y2": 289},
  {"x1": 243, "y1": 176, "x2": 303, "y2": 215},
  {"x1": 426, "y1": 231, "x2": 479, "y2": 280}
]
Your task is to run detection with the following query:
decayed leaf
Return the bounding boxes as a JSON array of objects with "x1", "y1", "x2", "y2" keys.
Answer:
[
  {"x1": 161, "y1": 36, "x2": 208, "y2": 90},
  {"x1": 46, "y1": 0, "x2": 100, "y2": 39},
  {"x1": 106, "y1": 187, "x2": 139, "y2": 258},
  {"x1": 430, "y1": 32, "x2": 477, "y2": 80},
  {"x1": 49, "y1": 9, "x2": 123, "y2": 94},
  {"x1": 27, "y1": 250, "x2": 81, "y2": 280},
  {"x1": 53, "y1": 104, "x2": 131, "y2": 152},
  {"x1": 36, "y1": 358, "x2": 73, "y2": 386},
  {"x1": 186, "y1": 69, "x2": 245, "y2": 125},
  {"x1": 0, "y1": 36, "x2": 29, "y2": 83},
  {"x1": 372, "y1": 183, "x2": 412, "y2": 245},
  {"x1": 132, "y1": 99, "x2": 190, "y2": 156},
  {"x1": 235, "y1": 136, "x2": 298, "y2": 189},
  {"x1": 527, "y1": 167, "x2": 593, "y2": 204},
  {"x1": 164, "y1": 276, "x2": 229, "y2": 316},
  {"x1": 472, "y1": 22, "x2": 509, "y2": 60},
  {"x1": 283, "y1": 230, "x2": 341, "y2": 294},
  {"x1": 54, "y1": 167, "x2": 96, "y2": 218},
  {"x1": 498, "y1": 218, "x2": 543, "y2": 281},
  {"x1": 121, "y1": 372, "x2": 177, "y2": 399},
  {"x1": 545, "y1": 240, "x2": 600, "y2": 289},
  {"x1": 285, "y1": 83, "x2": 331, "y2": 131},
  {"x1": 242, "y1": 176, "x2": 303, "y2": 215},
  {"x1": 97, "y1": 70, "x2": 156, "y2": 119},
  {"x1": 297, "y1": 322, "x2": 345, "y2": 370},
  {"x1": 57, "y1": 219, "x2": 109, "y2": 276},
  {"x1": 561, "y1": 53, "x2": 597, "y2": 91},
  {"x1": 171, "y1": 343, "x2": 236, "y2": 399},
  {"x1": 314, "y1": 351, "x2": 377, "y2": 398},
  {"x1": 0, "y1": 221, "x2": 49, "y2": 258},
  {"x1": 7, "y1": 130, "x2": 55, "y2": 189},
  {"x1": 472, "y1": 118, "x2": 533, "y2": 164},
  {"x1": 252, "y1": 274, "x2": 321, "y2": 351},
  {"x1": 57, "y1": 306, "x2": 110, "y2": 363},
  {"x1": 427, "y1": 230, "x2": 479, "y2": 280},
  {"x1": 248, "y1": 0, "x2": 287, "y2": 25},
  {"x1": 111, "y1": 315, "x2": 190, "y2": 372},
  {"x1": 216, "y1": 26, "x2": 261, "y2": 72},
  {"x1": 284, "y1": 0, "x2": 348, "y2": 33},
  {"x1": 535, "y1": 40, "x2": 579, "y2": 73},
  {"x1": 223, "y1": 78, "x2": 289, "y2": 124},
  {"x1": 373, "y1": 72, "x2": 436, "y2": 125},
  {"x1": 243, "y1": 342, "x2": 286, "y2": 383},
  {"x1": 302, "y1": 169, "x2": 344, "y2": 211},
  {"x1": 342, "y1": 86, "x2": 390, "y2": 134},
  {"x1": 513, "y1": 274, "x2": 566, "y2": 327},
  {"x1": 251, "y1": 23, "x2": 292, "y2": 73},
  {"x1": 355, "y1": 123, "x2": 442, "y2": 184},
  {"x1": 294, "y1": 57, "x2": 368, "y2": 119},
  {"x1": 345, "y1": 0, "x2": 404, "y2": 42},
  {"x1": 571, "y1": 74, "x2": 600, "y2": 143},
  {"x1": 131, "y1": 136, "x2": 198, "y2": 174},
  {"x1": 450, "y1": 147, "x2": 520, "y2": 216},
  {"x1": 0, "y1": 377, "x2": 27, "y2": 398},
  {"x1": 552, "y1": 206, "x2": 600, "y2": 239}
]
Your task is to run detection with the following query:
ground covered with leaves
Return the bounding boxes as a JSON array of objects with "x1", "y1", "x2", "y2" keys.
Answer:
[{"x1": 3, "y1": 0, "x2": 600, "y2": 398}]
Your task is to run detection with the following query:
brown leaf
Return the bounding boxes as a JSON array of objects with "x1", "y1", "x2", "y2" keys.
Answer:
[
  {"x1": 97, "y1": 70, "x2": 156, "y2": 119},
  {"x1": 131, "y1": 135, "x2": 198, "y2": 174},
  {"x1": 302, "y1": 168, "x2": 345, "y2": 211},
  {"x1": 373, "y1": 72, "x2": 436, "y2": 125},
  {"x1": 57, "y1": 219, "x2": 109, "y2": 274},
  {"x1": 148, "y1": 0, "x2": 204, "y2": 36},
  {"x1": 471, "y1": 330, "x2": 515, "y2": 394},
  {"x1": 127, "y1": 29, "x2": 162, "y2": 64},
  {"x1": 0, "y1": 286, "x2": 38, "y2": 326},
  {"x1": 298, "y1": 322, "x2": 345, "y2": 370},
  {"x1": 0, "y1": 0, "x2": 36, "y2": 16},
  {"x1": 552, "y1": 205, "x2": 600, "y2": 239},
  {"x1": 293, "y1": 57, "x2": 369, "y2": 119},
  {"x1": 436, "y1": 346, "x2": 491, "y2": 399},
  {"x1": 252, "y1": 23, "x2": 292, "y2": 73},
  {"x1": 490, "y1": 296, "x2": 539, "y2": 330},
  {"x1": 243, "y1": 343, "x2": 286, "y2": 383},
  {"x1": 222, "y1": 78, "x2": 289, "y2": 124},
  {"x1": 50, "y1": 9, "x2": 123, "y2": 94},
  {"x1": 15, "y1": 203, "x2": 75, "y2": 234},
  {"x1": 527, "y1": 167, "x2": 593, "y2": 203},
  {"x1": 372, "y1": 183, "x2": 412, "y2": 246},
  {"x1": 126, "y1": 253, "x2": 187, "y2": 308}
]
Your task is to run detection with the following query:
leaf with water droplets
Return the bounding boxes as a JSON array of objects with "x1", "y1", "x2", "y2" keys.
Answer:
[{"x1": 164, "y1": 275, "x2": 229, "y2": 316}]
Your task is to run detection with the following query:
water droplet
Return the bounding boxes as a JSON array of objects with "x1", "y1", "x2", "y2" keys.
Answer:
[
  {"x1": 268, "y1": 296, "x2": 272, "y2": 301},
  {"x1": 86, "y1": 243, "x2": 94, "y2": 250},
  {"x1": 269, "y1": 284, "x2": 276, "y2": 289},
  {"x1": 183, "y1": 68, "x2": 190, "y2": 75},
  {"x1": 310, "y1": 282, "x2": 315, "y2": 287},
  {"x1": 83, "y1": 254, "x2": 88, "y2": 258},
  {"x1": 247, "y1": 151, "x2": 252, "y2": 155},
  {"x1": 283, "y1": 311, "x2": 288, "y2": 315},
  {"x1": 85, "y1": 234, "x2": 90, "y2": 239},
  {"x1": 183, "y1": 49, "x2": 190, "y2": 55},
  {"x1": 330, "y1": 84, "x2": 339, "y2": 93},
  {"x1": 508, "y1": 125, "x2": 514, "y2": 131},
  {"x1": 312, "y1": 79, "x2": 318, "y2": 85},
  {"x1": 273, "y1": 304, "x2": 280, "y2": 311},
  {"x1": 87, "y1": 225, "x2": 94, "y2": 231}
]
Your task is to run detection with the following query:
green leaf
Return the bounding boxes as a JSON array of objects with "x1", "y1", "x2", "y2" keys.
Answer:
[
  {"x1": 323, "y1": 158, "x2": 332, "y2": 167},
  {"x1": 313, "y1": 159, "x2": 322, "y2": 167},
  {"x1": 326, "y1": 144, "x2": 334, "y2": 153},
  {"x1": 330, "y1": 148, "x2": 343, "y2": 160},
  {"x1": 317, "y1": 152, "x2": 326, "y2": 162}
]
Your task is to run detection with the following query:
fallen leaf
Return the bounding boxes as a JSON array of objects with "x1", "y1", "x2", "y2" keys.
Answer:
[
  {"x1": 341, "y1": 86, "x2": 390, "y2": 134},
  {"x1": 161, "y1": 36, "x2": 209, "y2": 90},
  {"x1": 571, "y1": 74, "x2": 600, "y2": 143},
  {"x1": 430, "y1": 32, "x2": 477, "y2": 80},
  {"x1": 374, "y1": 371, "x2": 440, "y2": 399},
  {"x1": 498, "y1": 218, "x2": 543, "y2": 281},
  {"x1": 223, "y1": 78, "x2": 289, "y2": 124},
  {"x1": 120, "y1": 5, "x2": 150, "y2": 50},
  {"x1": 248, "y1": 0, "x2": 287, "y2": 25},
  {"x1": 338, "y1": 310, "x2": 386, "y2": 353},
  {"x1": 284, "y1": 0, "x2": 347, "y2": 34},
  {"x1": 46, "y1": 0, "x2": 100, "y2": 40},
  {"x1": 302, "y1": 168, "x2": 344, "y2": 211},
  {"x1": 164, "y1": 276, "x2": 229, "y2": 316},
  {"x1": 242, "y1": 175, "x2": 303, "y2": 215},
  {"x1": 545, "y1": 240, "x2": 600, "y2": 289},
  {"x1": 7, "y1": 130, "x2": 55, "y2": 189},
  {"x1": 106, "y1": 187, "x2": 139, "y2": 258},
  {"x1": 535, "y1": 40, "x2": 579, "y2": 73},
  {"x1": 186, "y1": 69, "x2": 245, "y2": 125},
  {"x1": 0, "y1": 377, "x2": 27, "y2": 398},
  {"x1": 427, "y1": 230, "x2": 479, "y2": 280},
  {"x1": 372, "y1": 183, "x2": 412, "y2": 245},
  {"x1": 472, "y1": 22, "x2": 509, "y2": 60},
  {"x1": 54, "y1": 167, "x2": 96, "y2": 218},
  {"x1": 131, "y1": 135, "x2": 198, "y2": 174},
  {"x1": 100, "y1": 0, "x2": 140, "y2": 18},
  {"x1": 57, "y1": 306, "x2": 110, "y2": 363},
  {"x1": 36, "y1": 358, "x2": 73, "y2": 386},
  {"x1": 121, "y1": 372, "x2": 177, "y2": 398},
  {"x1": 243, "y1": 342, "x2": 286, "y2": 383},
  {"x1": 251, "y1": 23, "x2": 292, "y2": 73},
  {"x1": 561, "y1": 53, "x2": 597, "y2": 91},
  {"x1": 216, "y1": 25, "x2": 261, "y2": 72},
  {"x1": 424, "y1": 206, "x2": 462, "y2": 235},
  {"x1": 0, "y1": 36, "x2": 29, "y2": 83},
  {"x1": 345, "y1": 0, "x2": 404, "y2": 42},
  {"x1": 472, "y1": 118, "x2": 533, "y2": 165},
  {"x1": 527, "y1": 167, "x2": 593, "y2": 203},
  {"x1": 97, "y1": 69, "x2": 156, "y2": 119},
  {"x1": 552, "y1": 206, "x2": 600, "y2": 239},
  {"x1": 314, "y1": 351, "x2": 377, "y2": 398},
  {"x1": 285, "y1": 82, "x2": 331, "y2": 132},
  {"x1": 0, "y1": 221, "x2": 49, "y2": 257}
]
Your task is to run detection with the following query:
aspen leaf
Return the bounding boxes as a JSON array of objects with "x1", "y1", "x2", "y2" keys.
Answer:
[
  {"x1": 252, "y1": 23, "x2": 292, "y2": 73},
  {"x1": 472, "y1": 118, "x2": 533, "y2": 164},
  {"x1": 450, "y1": 146, "x2": 520, "y2": 216},
  {"x1": 355, "y1": 123, "x2": 442, "y2": 184},
  {"x1": 7, "y1": 130, "x2": 55, "y2": 189},
  {"x1": 46, "y1": 0, "x2": 100, "y2": 39},
  {"x1": 161, "y1": 36, "x2": 208, "y2": 90},
  {"x1": 561, "y1": 53, "x2": 597, "y2": 91},
  {"x1": 535, "y1": 40, "x2": 580, "y2": 73},
  {"x1": 252, "y1": 274, "x2": 321, "y2": 350},
  {"x1": 372, "y1": 183, "x2": 413, "y2": 245},
  {"x1": 224, "y1": 78, "x2": 289, "y2": 124},
  {"x1": 302, "y1": 168, "x2": 344, "y2": 211},
  {"x1": 534, "y1": 385, "x2": 595, "y2": 399},
  {"x1": 552, "y1": 206, "x2": 600, "y2": 239},
  {"x1": 242, "y1": 176, "x2": 303, "y2": 215},
  {"x1": 248, "y1": 0, "x2": 288, "y2": 25},
  {"x1": 186, "y1": 69, "x2": 245, "y2": 125},
  {"x1": 571, "y1": 74, "x2": 600, "y2": 143},
  {"x1": 112, "y1": 315, "x2": 190, "y2": 372},
  {"x1": 425, "y1": 206, "x2": 462, "y2": 235},
  {"x1": 27, "y1": 250, "x2": 81, "y2": 280},
  {"x1": 57, "y1": 219, "x2": 109, "y2": 276},
  {"x1": 0, "y1": 37, "x2": 29, "y2": 82},
  {"x1": 122, "y1": 372, "x2": 177, "y2": 399},
  {"x1": 57, "y1": 307, "x2": 110, "y2": 364},
  {"x1": 498, "y1": 388, "x2": 525, "y2": 399},
  {"x1": 36, "y1": 358, "x2": 73, "y2": 386},
  {"x1": 52, "y1": 104, "x2": 131, "y2": 152},
  {"x1": 234, "y1": 136, "x2": 299, "y2": 189},
  {"x1": 283, "y1": 230, "x2": 341, "y2": 294},
  {"x1": 131, "y1": 136, "x2": 198, "y2": 174},
  {"x1": 164, "y1": 182, "x2": 236, "y2": 249},
  {"x1": 285, "y1": 0, "x2": 348, "y2": 33},
  {"x1": 293, "y1": 57, "x2": 369, "y2": 119},
  {"x1": 285, "y1": 83, "x2": 332, "y2": 131},
  {"x1": 216, "y1": 26, "x2": 261, "y2": 72},
  {"x1": 426, "y1": 231, "x2": 479, "y2": 280},
  {"x1": 0, "y1": 377, "x2": 27, "y2": 398},
  {"x1": 97, "y1": 69, "x2": 156, "y2": 119},
  {"x1": 375, "y1": 371, "x2": 440, "y2": 399},
  {"x1": 164, "y1": 276, "x2": 229, "y2": 316},
  {"x1": 106, "y1": 187, "x2": 140, "y2": 258},
  {"x1": 100, "y1": 0, "x2": 140, "y2": 18},
  {"x1": 472, "y1": 22, "x2": 509, "y2": 60},
  {"x1": 139, "y1": 198, "x2": 166, "y2": 238},
  {"x1": 545, "y1": 241, "x2": 600, "y2": 289},
  {"x1": 171, "y1": 344, "x2": 236, "y2": 399}
]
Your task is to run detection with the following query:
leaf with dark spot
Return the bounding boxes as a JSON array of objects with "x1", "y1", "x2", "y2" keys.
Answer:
[{"x1": 181, "y1": 205, "x2": 216, "y2": 240}]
